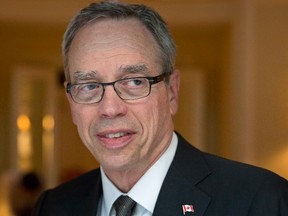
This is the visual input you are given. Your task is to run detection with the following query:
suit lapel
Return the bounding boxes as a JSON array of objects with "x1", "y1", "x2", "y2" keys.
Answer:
[{"x1": 153, "y1": 134, "x2": 211, "y2": 216}]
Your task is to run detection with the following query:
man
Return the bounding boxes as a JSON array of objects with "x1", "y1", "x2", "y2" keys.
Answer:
[{"x1": 32, "y1": 1, "x2": 288, "y2": 215}]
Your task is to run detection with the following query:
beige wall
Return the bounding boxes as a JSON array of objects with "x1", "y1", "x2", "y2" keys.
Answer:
[
  {"x1": 0, "y1": 0, "x2": 288, "y2": 188},
  {"x1": 253, "y1": 3, "x2": 288, "y2": 176}
]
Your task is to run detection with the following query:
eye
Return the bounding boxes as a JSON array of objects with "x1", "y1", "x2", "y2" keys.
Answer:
[
  {"x1": 124, "y1": 78, "x2": 145, "y2": 88},
  {"x1": 131, "y1": 79, "x2": 143, "y2": 86},
  {"x1": 77, "y1": 83, "x2": 101, "y2": 92}
]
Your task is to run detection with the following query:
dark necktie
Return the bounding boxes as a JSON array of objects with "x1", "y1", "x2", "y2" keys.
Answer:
[{"x1": 114, "y1": 195, "x2": 136, "y2": 216}]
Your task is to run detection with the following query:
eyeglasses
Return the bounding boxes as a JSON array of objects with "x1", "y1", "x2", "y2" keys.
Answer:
[{"x1": 66, "y1": 74, "x2": 165, "y2": 104}]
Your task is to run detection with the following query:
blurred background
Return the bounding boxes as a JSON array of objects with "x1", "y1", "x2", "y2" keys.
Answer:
[{"x1": 1, "y1": 0, "x2": 288, "y2": 215}]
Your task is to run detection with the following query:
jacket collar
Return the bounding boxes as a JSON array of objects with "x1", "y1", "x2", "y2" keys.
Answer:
[{"x1": 153, "y1": 133, "x2": 211, "y2": 216}]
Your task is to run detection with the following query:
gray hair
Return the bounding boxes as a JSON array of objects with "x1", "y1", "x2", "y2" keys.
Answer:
[{"x1": 62, "y1": 1, "x2": 176, "y2": 82}]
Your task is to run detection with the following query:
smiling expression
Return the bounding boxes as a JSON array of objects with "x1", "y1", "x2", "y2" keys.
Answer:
[{"x1": 66, "y1": 18, "x2": 179, "y2": 176}]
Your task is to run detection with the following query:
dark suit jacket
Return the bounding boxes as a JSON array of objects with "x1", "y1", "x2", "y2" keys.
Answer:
[{"x1": 32, "y1": 133, "x2": 288, "y2": 215}]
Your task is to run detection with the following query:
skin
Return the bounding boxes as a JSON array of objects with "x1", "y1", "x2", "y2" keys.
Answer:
[{"x1": 66, "y1": 18, "x2": 180, "y2": 192}]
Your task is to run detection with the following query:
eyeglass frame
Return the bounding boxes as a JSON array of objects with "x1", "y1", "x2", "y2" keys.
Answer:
[{"x1": 66, "y1": 73, "x2": 166, "y2": 104}]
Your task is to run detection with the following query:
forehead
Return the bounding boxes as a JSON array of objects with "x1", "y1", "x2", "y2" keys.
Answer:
[
  {"x1": 67, "y1": 18, "x2": 162, "y2": 78},
  {"x1": 73, "y1": 18, "x2": 156, "y2": 46}
]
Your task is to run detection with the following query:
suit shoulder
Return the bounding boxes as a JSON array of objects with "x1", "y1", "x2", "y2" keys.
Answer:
[
  {"x1": 202, "y1": 152, "x2": 288, "y2": 191},
  {"x1": 43, "y1": 168, "x2": 101, "y2": 200},
  {"x1": 32, "y1": 169, "x2": 101, "y2": 215},
  {"x1": 176, "y1": 133, "x2": 288, "y2": 190}
]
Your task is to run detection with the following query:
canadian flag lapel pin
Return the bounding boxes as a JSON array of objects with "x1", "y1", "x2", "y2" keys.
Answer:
[{"x1": 182, "y1": 204, "x2": 195, "y2": 215}]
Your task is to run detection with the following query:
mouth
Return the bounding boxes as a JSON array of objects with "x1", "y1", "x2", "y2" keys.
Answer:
[
  {"x1": 97, "y1": 130, "x2": 135, "y2": 149},
  {"x1": 104, "y1": 132, "x2": 129, "y2": 139}
]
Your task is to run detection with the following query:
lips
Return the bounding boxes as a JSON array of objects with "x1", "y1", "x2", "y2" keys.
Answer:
[{"x1": 97, "y1": 130, "x2": 134, "y2": 149}]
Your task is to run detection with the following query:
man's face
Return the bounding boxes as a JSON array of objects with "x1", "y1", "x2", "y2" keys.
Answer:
[{"x1": 66, "y1": 19, "x2": 179, "y2": 175}]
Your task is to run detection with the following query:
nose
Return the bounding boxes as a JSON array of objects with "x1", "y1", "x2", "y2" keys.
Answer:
[{"x1": 98, "y1": 85, "x2": 127, "y2": 119}]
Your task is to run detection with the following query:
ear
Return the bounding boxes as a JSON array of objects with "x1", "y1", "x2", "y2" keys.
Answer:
[{"x1": 168, "y1": 69, "x2": 180, "y2": 115}]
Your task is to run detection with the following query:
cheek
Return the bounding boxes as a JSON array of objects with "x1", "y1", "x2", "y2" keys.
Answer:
[
  {"x1": 144, "y1": 93, "x2": 171, "y2": 129},
  {"x1": 70, "y1": 105, "x2": 92, "y2": 133},
  {"x1": 70, "y1": 106, "x2": 83, "y2": 126},
  {"x1": 130, "y1": 100, "x2": 160, "y2": 139},
  {"x1": 72, "y1": 108, "x2": 97, "y2": 149}
]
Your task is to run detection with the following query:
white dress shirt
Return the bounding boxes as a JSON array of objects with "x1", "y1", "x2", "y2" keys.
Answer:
[{"x1": 97, "y1": 132, "x2": 178, "y2": 216}]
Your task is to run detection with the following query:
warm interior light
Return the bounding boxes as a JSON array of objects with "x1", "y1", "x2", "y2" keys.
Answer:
[
  {"x1": 17, "y1": 114, "x2": 32, "y2": 171},
  {"x1": 42, "y1": 115, "x2": 54, "y2": 131},
  {"x1": 17, "y1": 114, "x2": 31, "y2": 131},
  {"x1": 17, "y1": 133, "x2": 32, "y2": 159}
]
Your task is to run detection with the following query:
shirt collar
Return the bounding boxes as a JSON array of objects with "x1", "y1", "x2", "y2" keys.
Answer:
[{"x1": 100, "y1": 132, "x2": 178, "y2": 214}]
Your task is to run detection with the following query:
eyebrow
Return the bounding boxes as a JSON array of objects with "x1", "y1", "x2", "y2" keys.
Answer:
[
  {"x1": 71, "y1": 63, "x2": 150, "y2": 82},
  {"x1": 119, "y1": 63, "x2": 150, "y2": 75},
  {"x1": 73, "y1": 71, "x2": 98, "y2": 81}
]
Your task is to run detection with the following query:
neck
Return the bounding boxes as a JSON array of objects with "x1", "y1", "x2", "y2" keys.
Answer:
[{"x1": 103, "y1": 133, "x2": 173, "y2": 192}]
